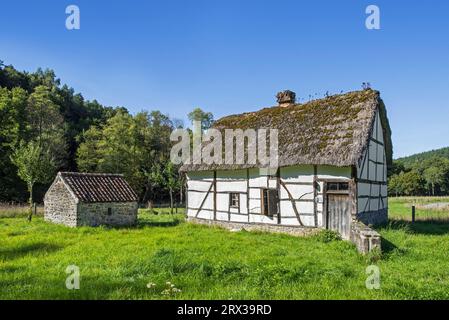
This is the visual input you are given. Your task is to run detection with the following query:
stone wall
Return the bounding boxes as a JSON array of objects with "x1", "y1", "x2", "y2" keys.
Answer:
[
  {"x1": 44, "y1": 176, "x2": 138, "y2": 227},
  {"x1": 188, "y1": 217, "x2": 319, "y2": 237},
  {"x1": 44, "y1": 177, "x2": 78, "y2": 227},
  {"x1": 350, "y1": 221, "x2": 381, "y2": 254},
  {"x1": 77, "y1": 201, "x2": 138, "y2": 227},
  {"x1": 356, "y1": 208, "x2": 388, "y2": 226}
]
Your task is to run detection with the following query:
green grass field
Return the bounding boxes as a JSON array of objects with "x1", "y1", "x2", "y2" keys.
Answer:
[
  {"x1": 1, "y1": 199, "x2": 449, "y2": 300},
  {"x1": 389, "y1": 196, "x2": 449, "y2": 221}
]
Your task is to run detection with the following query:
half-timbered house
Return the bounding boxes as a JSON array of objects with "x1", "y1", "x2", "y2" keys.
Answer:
[{"x1": 180, "y1": 89, "x2": 392, "y2": 252}]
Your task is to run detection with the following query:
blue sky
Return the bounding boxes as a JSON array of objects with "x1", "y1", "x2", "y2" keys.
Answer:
[{"x1": 1, "y1": 0, "x2": 448, "y2": 158}]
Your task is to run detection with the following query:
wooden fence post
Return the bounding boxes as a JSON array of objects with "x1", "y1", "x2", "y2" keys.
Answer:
[{"x1": 412, "y1": 205, "x2": 416, "y2": 223}]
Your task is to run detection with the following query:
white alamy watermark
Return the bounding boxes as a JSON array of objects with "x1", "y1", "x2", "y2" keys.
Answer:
[
  {"x1": 365, "y1": 265, "x2": 381, "y2": 290},
  {"x1": 170, "y1": 121, "x2": 279, "y2": 174},
  {"x1": 66, "y1": 5, "x2": 80, "y2": 30},
  {"x1": 365, "y1": 5, "x2": 381, "y2": 30},
  {"x1": 65, "y1": 265, "x2": 80, "y2": 290}
]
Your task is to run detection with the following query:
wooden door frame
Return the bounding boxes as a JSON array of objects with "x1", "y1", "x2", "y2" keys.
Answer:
[{"x1": 321, "y1": 179, "x2": 352, "y2": 230}]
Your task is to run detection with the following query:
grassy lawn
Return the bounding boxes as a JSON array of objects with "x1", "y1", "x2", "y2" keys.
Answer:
[{"x1": 1, "y1": 201, "x2": 449, "y2": 300}]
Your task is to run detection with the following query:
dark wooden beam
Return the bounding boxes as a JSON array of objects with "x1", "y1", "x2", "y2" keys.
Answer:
[
  {"x1": 356, "y1": 179, "x2": 387, "y2": 185},
  {"x1": 277, "y1": 168, "x2": 281, "y2": 225},
  {"x1": 279, "y1": 179, "x2": 304, "y2": 226},
  {"x1": 370, "y1": 137, "x2": 384, "y2": 146},
  {"x1": 194, "y1": 182, "x2": 214, "y2": 218}
]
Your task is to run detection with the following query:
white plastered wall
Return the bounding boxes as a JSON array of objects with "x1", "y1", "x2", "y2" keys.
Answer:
[
  {"x1": 187, "y1": 164, "x2": 352, "y2": 228},
  {"x1": 186, "y1": 171, "x2": 214, "y2": 220}
]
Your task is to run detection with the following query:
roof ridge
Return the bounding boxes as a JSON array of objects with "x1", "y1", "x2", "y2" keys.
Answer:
[
  {"x1": 180, "y1": 88, "x2": 391, "y2": 172},
  {"x1": 59, "y1": 172, "x2": 124, "y2": 177},
  {"x1": 57, "y1": 172, "x2": 138, "y2": 203},
  {"x1": 216, "y1": 89, "x2": 380, "y2": 123}
]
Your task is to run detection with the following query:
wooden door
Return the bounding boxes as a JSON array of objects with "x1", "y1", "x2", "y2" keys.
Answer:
[{"x1": 326, "y1": 194, "x2": 351, "y2": 239}]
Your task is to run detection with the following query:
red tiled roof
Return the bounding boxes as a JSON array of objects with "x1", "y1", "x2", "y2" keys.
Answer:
[{"x1": 59, "y1": 172, "x2": 138, "y2": 203}]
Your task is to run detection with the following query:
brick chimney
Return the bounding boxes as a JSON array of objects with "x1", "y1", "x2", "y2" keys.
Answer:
[{"x1": 276, "y1": 90, "x2": 296, "y2": 107}]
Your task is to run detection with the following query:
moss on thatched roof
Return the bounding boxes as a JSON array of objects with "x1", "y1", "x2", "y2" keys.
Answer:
[{"x1": 181, "y1": 89, "x2": 392, "y2": 172}]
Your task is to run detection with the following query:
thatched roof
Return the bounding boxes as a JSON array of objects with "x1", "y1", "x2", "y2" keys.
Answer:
[
  {"x1": 58, "y1": 172, "x2": 138, "y2": 203},
  {"x1": 180, "y1": 89, "x2": 392, "y2": 172}
]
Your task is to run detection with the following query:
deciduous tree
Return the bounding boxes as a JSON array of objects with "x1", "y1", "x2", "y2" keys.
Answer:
[{"x1": 10, "y1": 141, "x2": 56, "y2": 221}]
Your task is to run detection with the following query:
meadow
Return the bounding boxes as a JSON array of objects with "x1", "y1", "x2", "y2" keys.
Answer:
[{"x1": 1, "y1": 198, "x2": 449, "y2": 300}]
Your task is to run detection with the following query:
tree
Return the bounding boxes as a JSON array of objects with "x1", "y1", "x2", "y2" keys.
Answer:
[
  {"x1": 388, "y1": 174, "x2": 403, "y2": 197},
  {"x1": 77, "y1": 110, "x2": 178, "y2": 203},
  {"x1": 76, "y1": 127, "x2": 104, "y2": 172},
  {"x1": 400, "y1": 170, "x2": 425, "y2": 196},
  {"x1": 409, "y1": 157, "x2": 449, "y2": 196},
  {"x1": 10, "y1": 141, "x2": 56, "y2": 221},
  {"x1": 143, "y1": 162, "x2": 165, "y2": 209},
  {"x1": 188, "y1": 107, "x2": 214, "y2": 130},
  {"x1": 0, "y1": 87, "x2": 28, "y2": 147},
  {"x1": 164, "y1": 161, "x2": 181, "y2": 214},
  {"x1": 0, "y1": 60, "x2": 135, "y2": 202},
  {"x1": 27, "y1": 85, "x2": 67, "y2": 167},
  {"x1": 423, "y1": 166, "x2": 444, "y2": 196},
  {"x1": 388, "y1": 171, "x2": 423, "y2": 197},
  {"x1": 78, "y1": 111, "x2": 137, "y2": 176},
  {"x1": 27, "y1": 86, "x2": 61, "y2": 143},
  {"x1": 0, "y1": 87, "x2": 29, "y2": 201},
  {"x1": 388, "y1": 160, "x2": 406, "y2": 178},
  {"x1": 98, "y1": 111, "x2": 145, "y2": 192}
]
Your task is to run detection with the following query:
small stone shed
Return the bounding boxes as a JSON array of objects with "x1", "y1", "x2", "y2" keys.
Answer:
[{"x1": 44, "y1": 172, "x2": 138, "y2": 227}]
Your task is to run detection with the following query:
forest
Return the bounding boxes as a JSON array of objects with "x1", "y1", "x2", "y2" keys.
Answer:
[
  {"x1": 0, "y1": 60, "x2": 213, "y2": 206},
  {"x1": 389, "y1": 149, "x2": 449, "y2": 196}
]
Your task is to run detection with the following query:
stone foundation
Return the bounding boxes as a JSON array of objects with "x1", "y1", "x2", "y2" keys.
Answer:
[{"x1": 187, "y1": 217, "x2": 319, "y2": 237}]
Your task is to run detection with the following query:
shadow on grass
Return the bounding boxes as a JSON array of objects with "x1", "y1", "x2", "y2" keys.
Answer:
[
  {"x1": 380, "y1": 237, "x2": 398, "y2": 254},
  {"x1": 103, "y1": 215, "x2": 185, "y2": 230},
  {"x1": 0, "y1": 265, "x2": 25, "y2": 274},
  {"x1": 0, "y1": 275, "x2": 152, "y2": 299},
  {"x1": 386, "y1": 219, "x2": 449, "y2": 236},
  {"x1": 0, "y1": 243, "x2": 63, "y2": 260},
  {"x1": 136, "y1": 217, "x2": 184, "y2": 228}
]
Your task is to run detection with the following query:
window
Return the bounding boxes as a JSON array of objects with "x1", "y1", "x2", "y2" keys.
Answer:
[
  {"x1": 339, "y1": 182, "x2": 349, "y2": 191},
  {"x1": 261, "y1": 189, "x2": 278, "y2": 216},
  {"x1": 107, "y1": 208, "x2": 112, "y2": 215},
  {"x1": 230, "y1": 193, "x2": 240, "y2": 208},
  {"x1": 326, "y1": 182, "x2": 349, "y2": 192}
]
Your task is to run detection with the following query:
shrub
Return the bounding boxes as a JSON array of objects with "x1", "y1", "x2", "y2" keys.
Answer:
[{"x1": 315, "y1": 230, "x2": 342, "y2": 243}]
